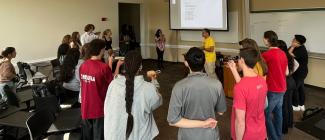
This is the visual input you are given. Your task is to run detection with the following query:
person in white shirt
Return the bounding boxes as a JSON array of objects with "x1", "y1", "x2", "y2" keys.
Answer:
[{"x1": 80, "y1": 24, "x2": 100, "y2": 46}]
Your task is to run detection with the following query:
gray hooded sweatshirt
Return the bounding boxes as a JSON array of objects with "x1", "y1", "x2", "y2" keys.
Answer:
[{"x1": 104, "y1": 75, "x2": 162, "y2": 140}]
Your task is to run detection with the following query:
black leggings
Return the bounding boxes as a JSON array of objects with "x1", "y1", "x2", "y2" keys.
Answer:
[{"x1": 156, "y1": 47, "x2": 164, "y2": 69}]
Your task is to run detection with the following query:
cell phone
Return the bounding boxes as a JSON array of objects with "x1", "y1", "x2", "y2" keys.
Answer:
[{"x1": 115, "y1": 56, "x2": 125, "y2": 60}]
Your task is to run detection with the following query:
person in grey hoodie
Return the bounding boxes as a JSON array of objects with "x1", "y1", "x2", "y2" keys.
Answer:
[{"x1": 104, "y1": 50, "x2": 162, "y2": 140}]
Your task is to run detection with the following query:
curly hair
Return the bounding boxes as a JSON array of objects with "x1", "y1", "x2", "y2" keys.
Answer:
[{"x1": 60, "y1": 48, "x2": 80, "y2": 82}]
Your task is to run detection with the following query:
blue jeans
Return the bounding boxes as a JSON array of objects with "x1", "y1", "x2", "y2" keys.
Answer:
[
  {"x1": 266, "y1": 91, "x2": 284, "y2": 140},
  {"x1": 0, "y1": 81, "x2": 16, "y2": 102}
]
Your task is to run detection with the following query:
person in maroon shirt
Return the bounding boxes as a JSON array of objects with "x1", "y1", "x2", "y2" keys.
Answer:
[
  {"x1": 262, "y1": 31, "x2": 288, "y2": 140},
  {"x1": 79, "y1": 39, "x2": 113, "y2": 140},
  {"x1": 227, "y1": 47, "x2": 267, "y2": 140}
]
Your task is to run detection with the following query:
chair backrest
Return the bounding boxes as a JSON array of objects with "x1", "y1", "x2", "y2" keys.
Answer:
[
  {"x1": 26, "y1": 109, "x2": 55, "y2": 140},
  {"x1": 50, "y1": 59, "x2": 61, "y2": 80},
  {"x1": 33, "y1": 94, "x2": 60, "y2": 115}
]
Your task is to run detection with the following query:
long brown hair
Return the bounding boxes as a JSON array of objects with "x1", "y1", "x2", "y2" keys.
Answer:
[
  {"x1": 62, "y1": 34, "x2": 71, "y2": 44},
  {"x1": 124, "y1": 50, "x2": 142, "y2": 138},
  {"x1": 71, "y1": 32, "x2": 81, "y2": 48}
]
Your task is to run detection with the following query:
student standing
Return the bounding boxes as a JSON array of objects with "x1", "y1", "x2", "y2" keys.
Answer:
[
  {"x1": 79, "y1": 39, "x2": 113, "y2": 140},
  {"x1": 155, "y1": 29, "x2": 166, "y2": 70},
  {"x1": 167, "y1": 47, "x2": 227, "y2": 140},
  {"x1": 227, "y1": 48, "x2": 267, "y2": 140},
  {"x1": 0, "y1": 47, "x2": 17, "y2": 102},
  {"x1": 60, "y1": 48, "x2": 81, "y2": 104},
  {"x1": 201, "y1": 28, "x2": 217, "y2": 79},
  {"x1": 81, "y1": 24, "x2": 100, "y2": 46},
  {"x1": 231, "y1": 38, "x2": 268, "y2": 82},
  {"x1": 278, "y1": 40, "x2": 299, "y2": 134},
  {"x1": 70, "y1": 32, "x2": 82, "y2": 49},
  {"x1": 102, "y1": 29, "x2": 113, "y2": 54},
  {"x1": 262, "y1": 31, "x2": 288, "y2": 140},
  {"x1": 288, "y1": 35, "x2": 308, "y2": 111},
  {"x1": 57, "y1": 43, "x2": 70, "y2": 65},
  {"x1": 104, "y1": 51, "x2": 162, "y2": 140}
]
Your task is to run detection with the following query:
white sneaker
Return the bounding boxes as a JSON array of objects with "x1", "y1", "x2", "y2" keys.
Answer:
[
  {"x1": 293, "y1": 106, "x2": 300, "y2": 111},
  {"x1": 299, "y1": 105, "x2": 306, "y2": 111}
]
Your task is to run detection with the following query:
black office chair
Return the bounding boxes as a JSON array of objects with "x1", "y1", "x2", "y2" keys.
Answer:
[
  {"x1": 50, "y1": 59, "x2": 61, "y2": 80},
  {"x1": 32, "y1": 94, "x2": 81, "y2": 135},
  {"x1": 16, "y1": 62, "x2": 33, "y2": 89},
  {"x1": 26, "y1": 110, "x2": 55, "y2": 140}
]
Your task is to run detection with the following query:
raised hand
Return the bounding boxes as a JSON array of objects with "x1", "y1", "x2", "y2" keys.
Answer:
[{"x1": 227, "y1": 60, "x2": 237, "y2": 70}]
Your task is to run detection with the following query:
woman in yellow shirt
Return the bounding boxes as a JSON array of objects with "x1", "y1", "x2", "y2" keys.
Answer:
[
  {"x1": 228, "y1": 38, "x2": 267, "y2": 83},
  {"x1": 227, "y1": 39, "x2": 268, "y2": 108}
]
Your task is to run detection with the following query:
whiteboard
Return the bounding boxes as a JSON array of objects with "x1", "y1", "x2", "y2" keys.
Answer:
[
  {"x1": 250, "y1": 11, "x2": 325, "y2": 54},
  {"x1": 180, "y1": 11, "x2": 238, "y2": 43}
]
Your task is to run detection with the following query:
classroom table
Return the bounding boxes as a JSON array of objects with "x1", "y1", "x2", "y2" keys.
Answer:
[
  {"x1": 17, "y1": 88, "x2": 33, "y2": 103},
  {"x1": 0, "y1": 111, "x2": 33, "y2": 128},
  {"x1": 47, "y1": 108, "x2": 81, "y2": 134},
  {"x1": 0, "y1": 105, "x2": 25, "y2": 119},
  {"x1": 0, "y1": 88, "x2": 33, "y2": 119},
  {"x1": 16, "y1": 88, "x2": 34, "y2": 110}
]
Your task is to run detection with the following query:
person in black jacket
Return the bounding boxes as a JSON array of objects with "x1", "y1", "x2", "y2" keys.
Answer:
[
  {"x1": 278, "y1": 40, "x2": 299, "y2": 134},
  {"x1": 289, "y1": 35, "x2": 308, "y2": 112}
]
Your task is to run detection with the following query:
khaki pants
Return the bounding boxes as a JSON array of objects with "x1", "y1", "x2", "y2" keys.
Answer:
[{"x1": 204, "y1": 62, "x2": 217, "y2": 79}]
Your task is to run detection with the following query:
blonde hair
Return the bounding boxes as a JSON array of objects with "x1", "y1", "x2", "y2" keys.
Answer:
[{"x1": 102, "y1": 29, "x2": 112, "y2": 39}]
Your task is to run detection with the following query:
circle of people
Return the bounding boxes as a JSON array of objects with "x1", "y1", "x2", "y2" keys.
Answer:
[{"x1": 0, "y1": 24, "x2": 308, "y2": 140}]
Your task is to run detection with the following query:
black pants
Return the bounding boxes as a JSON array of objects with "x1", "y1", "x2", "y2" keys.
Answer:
[
  {"x1": 282, "y1": 77, "x2": 295, "y2": 134},
  {"x1": 156, "y1": 48, "x2": 164, "y2": 69},
  {"x1": 82, "y1": 118, "x2": 104, "y2": 140},
  {"x1": 292, "y1": 78, "x2": 305, "y2": 106}
]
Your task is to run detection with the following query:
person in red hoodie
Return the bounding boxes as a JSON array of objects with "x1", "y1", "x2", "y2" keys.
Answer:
[{"x1": 79, "y1": 39, "x2": 113, "y2": 140}]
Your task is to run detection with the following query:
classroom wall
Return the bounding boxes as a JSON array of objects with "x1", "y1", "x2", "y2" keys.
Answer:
[
  {"x1": 250, "y1": 0, "x2": 325, "y2": 88},
  {"x1": 251, "y1": 0, "x2": 325, "y2": 11},
  {"x1": 141, "y1": 0, "x2": 243, "y2": 62},
  {"x1": 0, "y1": 0, "x2": 119, "y2": 64}
]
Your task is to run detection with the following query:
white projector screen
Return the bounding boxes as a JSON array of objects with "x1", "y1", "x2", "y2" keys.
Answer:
[{"x1": 170, "y1": 0, "x2": 228, "y2": 30}]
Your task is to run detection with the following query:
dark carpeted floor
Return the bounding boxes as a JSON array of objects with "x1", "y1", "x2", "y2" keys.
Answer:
[{"x1": 140, "y1": 59, "x2": 324, "y2": 140}]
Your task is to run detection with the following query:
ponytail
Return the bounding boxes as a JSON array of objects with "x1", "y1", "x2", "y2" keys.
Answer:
[
  {"x1": 1, "y1": 47, "x2": 16, "y2": 59},
  {"x1": 125, "y1": 74, "x2": 135, "y2": 138},
  {"x1": 124, "y1": 50, "x2": 142, "y2": 138}
]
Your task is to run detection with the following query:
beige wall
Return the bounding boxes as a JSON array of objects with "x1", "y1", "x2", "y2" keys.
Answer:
[
  {"x1": 251, "y1": 0, "x2": 325, "y2": 11},
  {"x1": 143, "y1": 0, "x2": 242, "y2": 61},
  {"x1": 249, "y1": 0, "x2": 325, "y2": 88},
  {"x1": 0, "y1": 0, "x2": 119, "y2": 64},
  {"x1": 305, "y1": 58, "x2": 325, "y2": 87}
]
